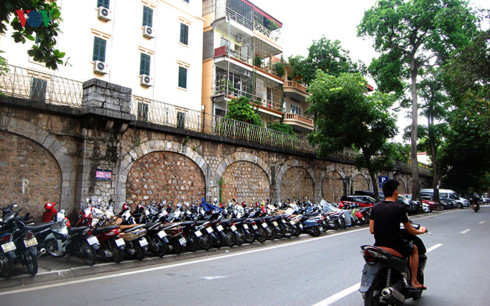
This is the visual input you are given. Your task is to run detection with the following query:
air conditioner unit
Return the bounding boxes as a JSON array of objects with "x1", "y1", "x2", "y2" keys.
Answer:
[
  {"x1": 140, "y1": 74, "x2": 153, "y2": 87},
  {"x1": 97, "y1": 6, "x2": 112, "y2": 21},
  {"x1": 94, "y1": 61, "x2": 109, "y2": 74},
  {"x1": 143, "y1": 25, "x2": 154, "y2": 38}
]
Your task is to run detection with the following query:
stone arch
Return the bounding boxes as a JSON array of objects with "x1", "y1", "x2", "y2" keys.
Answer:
[
  {"x1": 322, "y1": 170, "x2": 346, "y2": 203},
  {"x1": 214, "y1": 152, "x2": 271, "y2": 204},
  {"x1": 352, "y1": 171, "x2": 369, "y2": 193},
  {"x1": 276, "y1": 159, "x2": 315, "y2": 202},
  {"x1": 117, "y1": 140, "x2": 209, "y2": 204},
  {"x1": 397, "y1": 178, "x2": 407, "y2": 194},
  {"x1": 0, "y1": 117, "x2": 76, "y2": 214}
]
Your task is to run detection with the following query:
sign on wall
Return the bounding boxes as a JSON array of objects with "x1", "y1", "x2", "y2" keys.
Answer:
[
  {"x1": 95, "y1": 169, "x2": 112, "y2": 181},
  {"x1": 379, "y1": 176, "x2": 388, "y2": 188}
]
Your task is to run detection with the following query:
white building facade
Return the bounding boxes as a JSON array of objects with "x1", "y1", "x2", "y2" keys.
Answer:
[{"x1": 1, "y1": 0, "x2": 204, "y2": 111}]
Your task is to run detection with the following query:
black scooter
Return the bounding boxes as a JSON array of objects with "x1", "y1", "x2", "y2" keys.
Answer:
[{"x1": 359, "y1": 223, "x2": 428, "y2": 305}]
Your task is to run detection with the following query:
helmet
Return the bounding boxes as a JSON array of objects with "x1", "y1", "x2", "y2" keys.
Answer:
[
  {"x1": 122, "y1": 202, "x2": 129, "y2": 211},
  {"x1": 44, "y1": 202, "x2": 56, "y2": 210}
]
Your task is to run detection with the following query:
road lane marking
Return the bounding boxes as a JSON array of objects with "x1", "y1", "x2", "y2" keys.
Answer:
[
  {"x1": 479, "y1": 221, "x2": 485, "y2": 224},
  {"x1": 461, "y1": 229, "x2": 471, "y2": 234},
  {"x1": 312, "y1": 283, "x2": 360, "y2": 306},
  {"x1": 0, "y1": 227, "x2": 370, "y2": 296},
  {"x1": 313, "y1": 243, "x2": 444, "y2": 305}
]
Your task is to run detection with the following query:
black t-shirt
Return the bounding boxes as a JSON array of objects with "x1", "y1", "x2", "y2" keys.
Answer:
[{"x1": 370, "y1": 201, "x2": 409, "y2": 247}]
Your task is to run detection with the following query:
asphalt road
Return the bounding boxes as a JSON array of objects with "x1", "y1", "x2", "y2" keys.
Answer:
[{"x1": 0, "y1": 206, "x2": 488, "y2": 305}]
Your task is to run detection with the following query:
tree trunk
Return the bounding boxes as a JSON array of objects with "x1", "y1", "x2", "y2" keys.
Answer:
[
  {"x1": 427, "y1": 112, "x2": 440, "y2": 203},
  {"x1": 410, "y1": 55, "x2": 421, "y2": 202}
]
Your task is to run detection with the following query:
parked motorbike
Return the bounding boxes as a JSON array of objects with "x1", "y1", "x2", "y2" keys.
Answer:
[{"x1": 359, "y1": 222, "x2": 428, "y2": 305}]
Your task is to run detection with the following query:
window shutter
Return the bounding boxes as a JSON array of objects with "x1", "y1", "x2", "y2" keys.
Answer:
[
  {"x1": 97, "y1": 0, "x2": 110, "y2": 9},
  {"x1": 93, "y1": 37, "x2": 106, "y2": 62},
  {"x1": 180, "y1": 23, "x2": 189, "y2": 45},
  {"x1": 178, "y1": 66, "x2": 187, "y2": 88},
  {"x1": 143, "y1": 6, "x2": 153, "y2": 27},
  {"x1": 140, "y1": 53, "x2": 151, "y2": 75}
]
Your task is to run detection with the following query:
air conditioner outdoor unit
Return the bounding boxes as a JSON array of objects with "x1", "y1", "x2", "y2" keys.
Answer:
[
  {"x1": 97, "y1": 6, "x2": 112, "y2": 21},
  {"x1": 140, "y1": 74, "x2": 153, "y2": 87},
  {"x1": 94, "y1": 61, "x2": 109, "y2": 74},
  {"x1": 143, "y1": 25, "x2": 154, "y2": 38}
]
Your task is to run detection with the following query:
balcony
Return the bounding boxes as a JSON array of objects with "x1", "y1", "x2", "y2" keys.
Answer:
[
  {"x1": 283, "y1": 81, "x2": 308, "y2": 97},
  {"x1": 214, "y1": 46, "x2": 252, "y2": 65},
  {"x1": 283, "y1": 113, "x2": 314, "y2": 130}
]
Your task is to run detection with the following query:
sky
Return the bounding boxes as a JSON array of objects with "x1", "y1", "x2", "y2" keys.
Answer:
[{"x1": 251, "y1": 0, "x2": 488, "y2": 143}]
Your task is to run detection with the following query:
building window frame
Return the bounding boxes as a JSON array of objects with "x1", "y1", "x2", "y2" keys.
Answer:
[
  {"x1": 97, "y1": 0, "x2": 110, "y2": 9},
  {"x1": 92, "y1": 36, "x2": 107, "y2": 62},
  {"x1": 178, "y1": 66, "x2": 187, "y2": 89},
  {"x1": 142, "y1": 6, "x2": 153, "y2": 27},
  {"x1": 180, "y1": 23, "x2": 189, "y2": 45},
  {"x1": 140, "y1": 53, "x2": 151, "y2": 76}
]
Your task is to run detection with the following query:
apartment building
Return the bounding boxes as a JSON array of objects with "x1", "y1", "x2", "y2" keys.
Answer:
[
  {"x1": 1, "y1": 0, "x2": 204, "y2": 111},
  {"x1": 202, "y1": 0, "x2": 286, "y2": 125}
]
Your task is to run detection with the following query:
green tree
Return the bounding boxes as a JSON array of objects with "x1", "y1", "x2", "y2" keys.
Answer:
[
  {"x1": 269, "y1": 122, "x2": 295, "y2": 135},
  {"x1": 307, "y1": 71, "x2": 397, "y2": 200},
  {"x1": 288, "y1": 36, "x2": 359, "y2": 84},
  {"x1": 358, "y1": 0, "x2": 479, "y2": 201},
  {"x1": 226, "y1": 96, "x2": 262, "y2": 126},
  {"x1": 0, "y1": 0, "x2": 65, "y2": 70},
  {"x1": 386, "y1": 142, "x2": 411, "y2": 163}
]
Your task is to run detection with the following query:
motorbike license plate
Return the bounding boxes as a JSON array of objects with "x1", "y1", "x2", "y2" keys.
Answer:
[
  {"x1": 299, "y1": 224, "x2": 304, "y2": 229},
  {"x1": 290, "y1": 220, "x2": 296, "y2": 225},
  {"x1": 158, "y1": 231, "x2": 167, "y2": 238},
  {"x1": 115, "y1": 238, "x2": 125, "y2": 247},
  {"x1": 243, "y1": 224, "x2": 249, "y2": 230},
  {"x1": 231, "y1": 225, "x2": 237, "y2": 232},
  {"x1": 179, "y1": 237, "x2": 186, "y2": 246},
  {"x1": 195, "y1": 230, "x2": 202, "y2": 237},
  {"x1": 87, "y1": 236, "x2": 99, "y2": 246},
  {"x1": 24, "y1": 237, "x2": 38, "y2": 248},
  {"x1": 206, "y1": 227, "x2": 213, "y2": 234},
  {"x1": 217, "y1": 225, "x2": 224, "y2": 232},
  {"x1": 139, "y1": 237, "x2": 148, "y2": 247},
  {"x1": 262, "y1": 222, "x2": 268, "y2": 228},
  {"x1": 1, "y1": 242, "x2": 16, "y2": 253},
  {"x1": 252, "y1": 224, "x2": 258, "y2": 230},
  {"x1": 273, "y1": 221, "x2": 278, "y2": 226}
]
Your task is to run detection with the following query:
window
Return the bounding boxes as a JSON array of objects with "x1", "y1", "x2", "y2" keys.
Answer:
[
  {"x1": 140, "y1": 53, "x2": 151, "y2": 75},
  {"x1": 30, "y1": 78, "x2": 47, "y2": 102},
  {"x1": 177, "y1": 112, "x2": 186, "y2": 129},
  {"x1": 142, "y1": 6, "x2": 153, "y2": 27},
  {"x1": 97, "y1": 0, "x2": 110, "y2": 8},
  {"x1": 180, "y1": 23, "x2": 189, "y2": 45},
  {"x1": 137, "y1": 103, "x2": 149, "y2": 120},
  {"x1": 183, "y1": 0, "x2": 190, "y2": 3},
  {"x1": 92, "y1": 37, "x2": 106, "y2": 62},
  {"x1": 291, "y1": 105, "x2": 302, "y2": 115},
  {"x1": 178, "y1": 66, "x2": 187, "y2": 89}
]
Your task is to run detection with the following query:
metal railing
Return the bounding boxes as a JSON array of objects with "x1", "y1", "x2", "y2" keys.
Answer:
[
  {"x1": 0, "y1": 64, "x2": 83, "y2": 107},
  {"x1": 213, "y1": 83, "x2": 283, "y2": 112},
  {"x1": 284, "y1": 81, "x2": 308, "y2": 94},
  {"x1": 226, "y1": 7, "x2": 253, "y2": 30},
  {"x1": 284, "y1": 113, "x2": 314, "y2": 127}
]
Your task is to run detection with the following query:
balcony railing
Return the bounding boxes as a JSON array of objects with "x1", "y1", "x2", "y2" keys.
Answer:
[
  {"x1": 214, "y1": 46, "x2": 251, "y2": 64},
  {"x1": 284, "y1": 81, "x2": 308, "y2": 95},
  {"x1": 213, "y1": 83, "x2": 283, "y2": 112},
  {"x1": 226, "y1": 7, "x2": 253, "y2": 30},
  {"x1": 283, "y1": 113, "x2": 314, "y2": 127},
  {"x1": 0, "y1": 64, "x2": 83, "y2": 107}
]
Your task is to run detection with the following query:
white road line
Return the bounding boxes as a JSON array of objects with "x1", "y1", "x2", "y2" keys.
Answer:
[
  {"x1": 313, "y1": 242, "x2": 444, "y2": 305},
  {"x1": 312, "y1": 283, "x2": 360, "y2": 306},
  {"x1": 461, "y1": 229, "x2": 471, "y2": 234},
  {"x1": 479, "y1": 221, "x2": 485, "y2": 224},
  {"x1": 0, "y1": 227, "x2": 370, "y2": 296}
]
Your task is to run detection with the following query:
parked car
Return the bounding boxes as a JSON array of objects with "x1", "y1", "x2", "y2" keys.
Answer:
[
  {"x1": 421, "y1": 196, "x2": 438, "y2": 211},
  {"x1": 339, "y1": 195, "x2": 376, "y2": 208},
  {"x1": 398, "y1": 194, "x2": 420, "y2": 214},
  {"x1": 482, "y1": 195, "x2": 489, "y2": 203},
  {"x1": 421, "y1": 188, "x2": 469, "y2": 208},
  {"x1": 439, "y1": 197, "x2": 457, "y2": 209},
  {"x1": 354, "y1": 190, "x2": 385, "y2": 201}
]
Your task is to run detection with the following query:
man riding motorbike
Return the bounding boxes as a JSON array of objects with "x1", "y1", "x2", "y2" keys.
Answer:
[{"x1": 369, "y1": 179, "x2": 428, "y2": 290}]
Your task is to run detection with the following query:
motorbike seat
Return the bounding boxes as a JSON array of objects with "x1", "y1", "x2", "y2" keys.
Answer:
[
  {"x1": 24, "y1": 222, "x2": 54, "y2": 232},
  {"x1": 68, "y1": 226, "x2": 89, "y2": 235},
  {"x1": 377, "y1": 246, "x2": 404, "y2": 258},
  {"x1": 92, "y1": 225, "x2": 118, "y2": 235}
]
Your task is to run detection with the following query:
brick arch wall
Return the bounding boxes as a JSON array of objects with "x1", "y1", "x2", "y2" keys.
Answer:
[
  {"x1": 352, "y1": 173, "x2": 369, "y2": 193},
  {"x1": 221, "y1": 161, "x2": 270, "y2": 205},
  {"x1": 276, "y1": 159, "x2": 315, "y2": 202},
  {"x1": 126, "y1": 151, "x2": 205, "y2": 205},
  {"x1": 280, "y1": 167, "x2": 314, "y2": 202},
  {"x1": 322, "y1": 171, "x2": 345, "y2": 203},
  {"x1": 117, "y1": 140, "x2": 209, "y2": 204},
  {"x1": 398, "y1": 179, "x2": 407, "y2": 194},
  {"x1": 0, "y1": 117, "x2": 75, "y2": 216}
]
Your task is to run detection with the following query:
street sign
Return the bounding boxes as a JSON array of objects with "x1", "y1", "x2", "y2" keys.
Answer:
[{"x1": 379, "y1": 176, "x2": 388, "y2": 188}]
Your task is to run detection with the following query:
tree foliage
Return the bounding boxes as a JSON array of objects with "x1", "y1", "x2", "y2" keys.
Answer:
[
  {"x1": 226, "y1": 96, "x2": 263, "y2": 127},
  {"x1": 288, "y1": 36, "x2": 359, "y2": 84},
  {"x1": 358, "y1": 0, "x2": 480, "y2": 200},
  {"x1": 0, "y1": 0, "x2": 65, "y2": 70},
  {"x1": 268, "y1": 122, "x2": 295, "y2": 135},
  {"x1": 307, "y1": 71, "x2": 397, "y2": 199}
]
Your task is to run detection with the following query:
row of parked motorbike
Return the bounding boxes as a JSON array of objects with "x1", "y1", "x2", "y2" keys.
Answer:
[{"x1": 0, "y1": 198, "x2": 373, "y2": 278}]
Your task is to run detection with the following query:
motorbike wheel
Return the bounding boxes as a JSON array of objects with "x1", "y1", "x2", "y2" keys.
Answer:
[
  {"x1": 148, "y1": 235, "x2": 165, "y2": 257},
  {"x1": 363, "y1": 275, "x2": 385, "y2": 306},
  {"x1": 0, "y1": 254, "x2": 14, "y2": 279},
  {"x1": 184, "y1": 234, "x2": 199, "y2": 252},
  {"x1": 24, "y1": 250, "x2": 38, "y2": 276},
  {"x1": 243, "y1": 229, "x2": 255, "y2": 243},
  {"x1": 170, "y1": 238, "x2": 182, "y2": 254},
  {"x1": 275, "y1": 224, "x2": 286, "y2": 239},
  {"x1": 233, "y1": 229, "x2": 245, "y2": 246},
  {"x1": 222, "y1": 230, "x2": 235, "y2": 247},
  {"x1": 255, "y1": 227, "x2": 267, "y2": 243},
  {"x1": 134, "y1": 243, "x2": 146, "y2": 261},
  {"x1": 290, "y1": 224, "x2": 301, "y2": 237},
  {"x1": 307, "y1": 226, "x2": 321, "y2": 237},
  {"x1": 265, "y1": 226, "x2": 275, "y2": 240},
  {"x1": 45, "y1": 238, "x2": 67, "y2": 257},
  {"x1": 198, "y1": 234, "x2": 213, "y2": 251},
  {"x1": 79, "y1": 239, "x2": 97, "y2": 266}
]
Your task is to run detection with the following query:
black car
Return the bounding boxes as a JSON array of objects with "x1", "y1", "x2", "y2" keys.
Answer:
[{"x1": 354, "y1": 190, "x2": 385, "y2": 201}]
